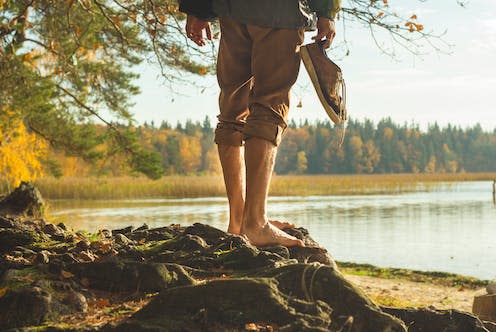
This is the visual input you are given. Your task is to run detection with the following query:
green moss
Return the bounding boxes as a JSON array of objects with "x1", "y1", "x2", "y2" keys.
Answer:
[
  {"x1": 21, "y1": 322, "x2": 78, "y2": 331},
  {"x1": 135, "y1": 239, "x2": 173, "y2": 255},
  {"x1": 31, "y1": 238, "x2": 73, "y2": 251},
  {"x1": 338, "y1": 261, "x2": 489, "y2": 289},
  {"x1": 213, "y1": 248, "x2": 233, "y2": 257},
  {"x1": 0, "y1": 267, "x2": 50, "y2": 291},
  {"x1": 370, "y1": 294, "x2": 422, "y2": 308}
]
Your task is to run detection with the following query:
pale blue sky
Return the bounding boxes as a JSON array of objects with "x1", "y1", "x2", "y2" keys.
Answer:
[{"x1": 130, "y1": 0, "x2": 496, "y2": 130}]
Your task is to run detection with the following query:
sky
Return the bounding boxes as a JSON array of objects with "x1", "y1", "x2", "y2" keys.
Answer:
[{"x1": 130, "y1": 0, "x2": 496, "y2": 131}]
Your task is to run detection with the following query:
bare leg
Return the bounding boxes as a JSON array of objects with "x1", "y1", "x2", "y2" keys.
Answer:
[
  {"x1": 218, "y1": 144, "x2": 245, "y2": 234},
  {"x1": 241, "y1": 137, "x2": 304, "y2": 247},
  {"x1": 217, "y1": 144, "x2": 296, "y2": 234}
]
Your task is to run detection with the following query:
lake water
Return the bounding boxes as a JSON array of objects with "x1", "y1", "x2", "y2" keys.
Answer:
[{"x1": 50, "y1": 181, "x2": 496, "y2": 280}]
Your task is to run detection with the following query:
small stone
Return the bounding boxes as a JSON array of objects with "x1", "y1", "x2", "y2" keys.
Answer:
[
  {"x1": 63, "y1": 290, "x2": 88, "y2": 312},
  {"x1": 114, "y1": 233, "x2": 132, "y2": 246},
  {"x1": 57, "y1": 222, "x2": 67, "y2": 231},
  {"x1": 76, "y1": 240, "x2": 91, "y2": 251},
  {"x1": 77, "y1": 250, "x2": 96, "y2": 262},
  {"x1": 11, "y1": 250, "x2": 24, "y2": 258},
  {"x1": 90, "y1": 240, "x2": 112, "y2": 254},
  {"x1": 13, "y1": 246, "x2": 36, "y2": 256},
  {"x1": 99, "y1": 229, "x2": 112, "y2": 238},
  {"x1": 134, "y1": 224, "x2": 149, "y2": 232},
  {"x1": 112, "y1": 226, "x2": 133, "y2": 236},
  {"x1": 59, "y1": 253, "x2": 79, "y2": 264},
  {"x1": 34, "y1": 250, "x2": 50, "y2": 265},
  {"x1": 487, "y1": 283, "x2": 496, "y2": 295},
  {"x1": 43, "y1": 223, "x2": 63, "y2": 236}
]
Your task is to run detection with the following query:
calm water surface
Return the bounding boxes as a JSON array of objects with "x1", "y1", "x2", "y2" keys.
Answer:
[{"x1": 50, "y1": 181, "x2": 496, "y2": 279}]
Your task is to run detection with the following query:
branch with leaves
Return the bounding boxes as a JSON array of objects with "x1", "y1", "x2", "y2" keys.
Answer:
[{"x1": 0, "y1": 0, "x2": 467, "y2": 182}]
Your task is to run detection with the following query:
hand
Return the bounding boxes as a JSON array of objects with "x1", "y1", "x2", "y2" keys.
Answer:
[
  {"x1": 312, "y1": 18, "x2": 336, "y2": 49},
  {"x1": 186, "y1": 15, "x2": 212, "y2": 47}
]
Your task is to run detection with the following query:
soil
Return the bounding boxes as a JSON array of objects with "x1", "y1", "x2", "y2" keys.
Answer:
[{"x1": 346, "y1": 274, "x2": 486, "y2": 312}]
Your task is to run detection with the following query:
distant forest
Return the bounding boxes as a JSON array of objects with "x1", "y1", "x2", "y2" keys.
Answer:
[{"x1": 49, "y1": 118, "x2": 496, "y2": 177}]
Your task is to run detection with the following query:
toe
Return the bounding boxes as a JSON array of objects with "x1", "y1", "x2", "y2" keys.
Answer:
[{"x1": 283, "y1": 238, "x2": 305, "y2": 247}]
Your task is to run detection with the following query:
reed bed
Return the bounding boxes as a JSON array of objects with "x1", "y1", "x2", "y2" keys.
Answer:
[{"x1": 22, "y1": 172, "x2": 496, "y2": 200}]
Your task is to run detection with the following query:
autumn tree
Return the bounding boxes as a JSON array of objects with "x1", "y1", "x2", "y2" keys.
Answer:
[
  {"x1": 0, "y1": 0, "x2": 466, "y2": 185},
  {"x1": 0, "y1": 115, "x2": 47, "y2": 189}
]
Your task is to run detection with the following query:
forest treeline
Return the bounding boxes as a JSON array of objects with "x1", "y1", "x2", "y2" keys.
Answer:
[{"x1": 46, "y1": 117, "x2": 496, "y2": 177}]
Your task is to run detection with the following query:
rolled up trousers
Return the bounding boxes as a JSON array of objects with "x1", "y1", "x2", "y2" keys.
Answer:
[{"x1": 214, "y1": 17, "x2": 304, "y2": 146}]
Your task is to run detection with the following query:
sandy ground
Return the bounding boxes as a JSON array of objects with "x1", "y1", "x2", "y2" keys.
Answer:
[{"x1": 345, "y1": 274, "x2": 487, "y2": 312}]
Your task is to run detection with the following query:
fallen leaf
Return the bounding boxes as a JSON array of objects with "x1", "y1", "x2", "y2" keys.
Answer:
[
  {"x1": 94, "y1": 298, "x2": 110, "y2": 308},
  {"x1": 80, "y1": 277, "x2": 90, "y2": 287},
  {"x1": 0, "y1": 287, "x2": 8, "y2": 299},
  {"x1": 244, "y1": 322, "x2": 257, "y2": 331},
  {"x1": 61, "y1": 270, "x2": 75, "y2": 279}
]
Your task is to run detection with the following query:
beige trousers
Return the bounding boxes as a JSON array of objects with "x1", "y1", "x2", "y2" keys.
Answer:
[{"x1": 214, "y1": 17, "x2": 304, "y2": 146}]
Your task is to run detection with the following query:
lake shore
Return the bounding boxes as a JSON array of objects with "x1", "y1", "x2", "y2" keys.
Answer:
[
  {"x1": 339, "y1": 262, "x2": 489, "y2": 312},
  {"x1": 17, "y1": 172, "x2": 496, "y2": 200}
]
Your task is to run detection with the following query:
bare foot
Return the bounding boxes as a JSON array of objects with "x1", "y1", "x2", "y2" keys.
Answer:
[
  {"x1": 269, "y1": 219, "x2": 295, "y2": 230},
  {"x1": 227, "y1": 224, "x2": 241, "y2": 235},
  {"x1": 241, "y1": 222, "x2": 305, "y2": 247},
  {"x1": 230, "y1": 220, "x2": 294, "y2": 234}
]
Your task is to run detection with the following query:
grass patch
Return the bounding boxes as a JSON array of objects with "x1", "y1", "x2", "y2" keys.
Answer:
[
  {"x1": 369, "y1": 294, "x2": 422, "y2": 308},
  {"x1": 338, "y1": 261, "x2": 489, "y2": 289},
  {"x1": 135, "y1": 240, "x2": 172, "y2": 256},
  {"x1": 22, "y1": 173, "x2": 496, "y2": 200},
  {"x1": 0, "y1": 267, "x2": 51, "y2": 291},
  {"x1": 32, "y1": 238, "x2": 73, "y2": 251}
]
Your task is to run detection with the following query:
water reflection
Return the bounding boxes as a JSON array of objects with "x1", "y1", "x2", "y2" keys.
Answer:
[{"x1": 50, "y1": 181, "x2": 496, "y2": 279}]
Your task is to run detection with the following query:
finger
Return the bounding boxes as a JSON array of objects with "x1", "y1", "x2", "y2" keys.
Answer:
[
  {"x1": 206, "y1": 24, "x2": 212, "y2": 40},
  {"x1": 193, "y1": 38, "x2": 203, "y2": 46},
  {"x1": 312, "y1": 32, "x2": 325, "y2": 41},
  {"x1": 323, "y1": 38, "x2": 331, "y2": 49},
  {"x1": 186, "y1": 16, "x2": 193, "y2": 35},
  {"x1": 325, "y1": 33, "x2": 336, "y2": 48}
]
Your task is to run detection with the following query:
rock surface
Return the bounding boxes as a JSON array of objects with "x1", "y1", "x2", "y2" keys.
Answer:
[{"x1": 0, "y1": 181, "x2": 44, "y2": 217}]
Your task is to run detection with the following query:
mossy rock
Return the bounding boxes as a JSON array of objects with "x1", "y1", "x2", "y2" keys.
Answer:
[
  {"x1": 114, "y1": 278, "x2": 332, "y2": 331},
  {"x1": 0, "y1": 229, "x2": 40, "y2": 253},
  {"x1": 67, "y1": 261, "x2": 194, "y2": 293},
  {"x1": 0, "y1": 182, "x2": 44, "y2": 217}
]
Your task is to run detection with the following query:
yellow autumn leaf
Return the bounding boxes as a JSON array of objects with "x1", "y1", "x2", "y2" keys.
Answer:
[
  {"x1": 0, "y1": 287, "x2": 8, "y2": 298},
  {"x1": 112, "y1": 16, "x2": 121, "y2": 26},
  {"x1": 410, "y1": 14, "x2": 418, "y2": 20},
  {"x1": 157, "y1": 14, "x2": 166, "y2": 24},
  {"x1": 198, "y1": 67, "x2": 208, "y2": 75},
  {"x1": 415, "y1": 24, "x2": 424, "y2": 31},
  {"x1": 22, "y1": 52, "x2": 34, "y2": 63}
]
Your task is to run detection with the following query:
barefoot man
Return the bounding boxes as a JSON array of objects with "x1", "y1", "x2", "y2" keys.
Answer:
[{"x1": 179, "y1": 0, "x2": 340, "y2": 247}]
